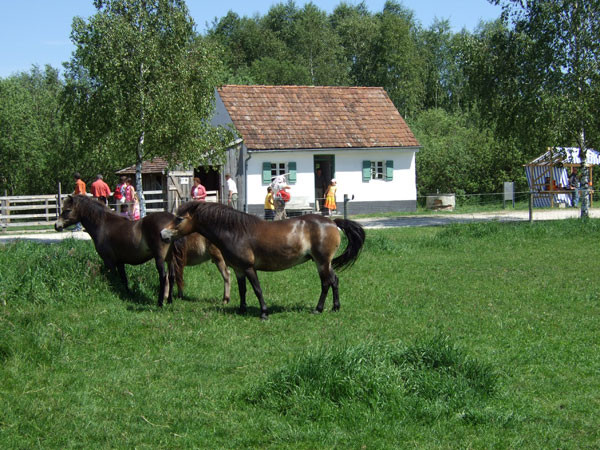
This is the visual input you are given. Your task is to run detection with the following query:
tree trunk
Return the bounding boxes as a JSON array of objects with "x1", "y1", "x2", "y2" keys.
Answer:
[
  {"x1": 136, "y1": 130, "x2": 146, "y2": 218},
  {"x1": 578, "y1": 132, "x2": 589, "y2": 219}
]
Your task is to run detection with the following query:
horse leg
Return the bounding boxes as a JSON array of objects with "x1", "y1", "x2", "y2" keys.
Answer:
[
  {"x1": 155, "y1": 259, "x2": 168, "y2": 307},
  {"x1": 314, "y1": 265, "x2": 336, "y2": 314},
  {"x1": 235, "y1": 272, "x2": 247, "y2": 314},
  {"x1": 215, "y1": 258, "x2": 231, "y2": 304},
  {"x1": 166, "y1": 262, "x2": 175, "y2": 304},
  {"x1": 174, "y1": 260, "x2": 184, "y2": 299},
  {"x1": 331, "y1": 272, "x2": 340, "y2": 311},
  {"x1": 116, "y1": 263, "x2": 129, "y2": 293},
  {"x1": 244, "y1": 268, "x2": 268, "y2": 320}
]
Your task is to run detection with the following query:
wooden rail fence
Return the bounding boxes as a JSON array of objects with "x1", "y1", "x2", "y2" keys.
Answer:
[{"x1": 1, "y1": 190, "x2": 167, "y2": 231}]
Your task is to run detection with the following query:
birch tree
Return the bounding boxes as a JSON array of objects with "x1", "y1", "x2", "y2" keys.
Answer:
[{"x1": 64, "y1": 0, "x2": 232, "y2": 216}]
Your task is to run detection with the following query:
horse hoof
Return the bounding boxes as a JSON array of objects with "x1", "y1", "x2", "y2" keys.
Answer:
[
  {"x1": 238, "y1": 308, "x2": 247, "y2": 315},
  {"x1": 223, "y1": 298, "x2": 230, "y2": 305},
  {"x1": 313, "y1": 309, "x2": 323, "y2": 314},
  {"x1": 260, "y1": 313, "x2": 269, "y2": 321}
]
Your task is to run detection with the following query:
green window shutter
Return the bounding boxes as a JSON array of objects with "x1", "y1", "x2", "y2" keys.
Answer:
[
  {"x1": 262, "y1": 162, "x2": 271, "y2": 184},
  {"x1": 288, "y1": 162, "x2": 297, "y2": 183},
  {"x1": 362, "y1": 160, "x2": 371, "y2": 182},
  {"x1": 386, "y1": 160, "x2": 394, "y2": 181}
]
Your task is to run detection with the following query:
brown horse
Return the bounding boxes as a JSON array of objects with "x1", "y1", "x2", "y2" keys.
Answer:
[
  {"x1": 160, "y1": 201, "x2": 365, "y2": 319},
  {"x1": 54, "y1": 195, "x2": 230, "y2": 306}
]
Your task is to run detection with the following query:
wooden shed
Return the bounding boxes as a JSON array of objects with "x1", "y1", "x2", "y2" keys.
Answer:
[{"x1": 116, "y1": 158, "x2": 193, "y2": 213}]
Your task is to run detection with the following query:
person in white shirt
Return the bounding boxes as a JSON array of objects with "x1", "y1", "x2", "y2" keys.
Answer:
[{"x1": 225, "y1": 174, "x2": 238, "y2": 209}]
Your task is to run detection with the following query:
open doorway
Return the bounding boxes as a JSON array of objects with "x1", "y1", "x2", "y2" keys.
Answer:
[
  {"x1": 314, "y1": 155, "x2": 335, "y2": 211},
  {"x1": 194, "y1": 166, "x2": 221, "y2": 202}
]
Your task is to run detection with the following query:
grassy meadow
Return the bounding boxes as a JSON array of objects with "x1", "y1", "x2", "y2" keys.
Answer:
[{"x1": 1, "y1": 220, "x2": 599, "y2": 448}]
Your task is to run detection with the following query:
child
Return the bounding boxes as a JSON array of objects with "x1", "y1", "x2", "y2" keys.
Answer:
[
  {"x1": 264, "y1": 187, "x2": 275, "y2": 220},
  {"x1": 323, "y1": 179, "x2": 337, "y2": 216}
]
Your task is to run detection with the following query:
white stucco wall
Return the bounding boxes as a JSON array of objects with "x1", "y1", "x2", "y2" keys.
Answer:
[{"x1": 246, "y1": 149, "x2": 417, "y2": 206}]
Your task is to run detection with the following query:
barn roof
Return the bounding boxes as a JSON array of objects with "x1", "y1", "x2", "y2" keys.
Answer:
[
  {"x1": 216, "y1": 85, "x2": 420, "y2": 151},
  {"x1": 116, "y1": 157, "x2": 168, "y2": 175}
]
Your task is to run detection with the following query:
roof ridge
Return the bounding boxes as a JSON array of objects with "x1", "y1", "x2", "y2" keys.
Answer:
[{"x1": 220, "y1": 84, "x2": 384, "y2": 90}]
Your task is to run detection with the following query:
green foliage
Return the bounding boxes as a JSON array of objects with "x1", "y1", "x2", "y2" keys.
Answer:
[
  {"x1": 411, "y1": 107, "x2": 526, "y2": 194},
  {"x1": 0, "y1": 66, "x2": 73, "y2": 195},
  {"x1": 2, "y1": 221, "x2": 600, "y2": 446}
]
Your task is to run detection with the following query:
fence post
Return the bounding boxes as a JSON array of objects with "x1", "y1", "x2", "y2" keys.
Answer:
[
  {"x1": 343, "y1": 194, "x2": 354, "y2": 220},
  {"x1": 1, "y1": 189, "x2": 7, "y2": 231},
  {"x1": 529, "y1": 191, "x2": 533, "y2": 223},
  {"x1": 57, "y1": 182, "x2": 62, "y2": 218}
]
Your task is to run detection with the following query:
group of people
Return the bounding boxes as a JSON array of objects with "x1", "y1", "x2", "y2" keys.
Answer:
[
  {"x1": 72, "y1": 173, "x2": 140, "y2": 224},
  {"x1": 74, "y1": 168, "x2": 339, "y2": 226},
  {"x1": 190, "y1": 174, "x2": 238, "y2": 207}
]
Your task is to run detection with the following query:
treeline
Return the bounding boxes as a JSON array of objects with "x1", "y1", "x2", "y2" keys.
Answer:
[{"x1": 1, "y1": 0, "x2": 599, "y2": 197}]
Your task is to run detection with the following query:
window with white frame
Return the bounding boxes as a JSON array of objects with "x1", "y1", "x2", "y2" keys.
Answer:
[
  {"x1": 371, "y1": 161, "x2": 384, "y2": 180},
  {"x1": 262, "y1": 161, "x2": 297, "y2": 184},
  {"x1": 362, "y1": 160, "x2": 393, "y2": 182},
  {"x1": 271, "y1": 163, "x2": 287, "y2": 178}
]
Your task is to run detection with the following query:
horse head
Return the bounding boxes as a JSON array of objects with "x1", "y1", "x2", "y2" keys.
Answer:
[
  {"x1": 54, "y1": 195, "x2": 80, "y2": 231},
  {"x1": 160, "y1": 207, "x2": 196, "y2": 243}
]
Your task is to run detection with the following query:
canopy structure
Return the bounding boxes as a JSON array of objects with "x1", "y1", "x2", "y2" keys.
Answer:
[{"x1": 524, "y1": 147, "x2": 600, "y2": 207}]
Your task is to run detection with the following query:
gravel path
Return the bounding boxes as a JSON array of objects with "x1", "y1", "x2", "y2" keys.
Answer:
[{"x1": 1, "y1": 208, "x2": 599, "y2": 243}]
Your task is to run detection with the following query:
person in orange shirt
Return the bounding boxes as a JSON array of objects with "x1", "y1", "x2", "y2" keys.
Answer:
[
  {"x1": 90, "y1": 174, "x2": 111, "y2": 205},
  {"x1": 72, "y1": 172, "x2": 87, "y2": 231},
  {"x1": 73, "y1": 172, "x2": 87, "y2": 195}
]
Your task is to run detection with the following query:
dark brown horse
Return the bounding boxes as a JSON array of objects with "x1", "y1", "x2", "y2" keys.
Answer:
[
  {"x1": 54, "y1": 195, "x2": 230, "y2": 306},
  {"x1": 160, "y1": 201, "x2": 365, "y2": 319}
]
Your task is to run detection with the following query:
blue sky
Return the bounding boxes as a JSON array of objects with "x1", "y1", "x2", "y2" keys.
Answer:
[{"x1": 0, "y1": 0, "x2": 502, "y2": 78}]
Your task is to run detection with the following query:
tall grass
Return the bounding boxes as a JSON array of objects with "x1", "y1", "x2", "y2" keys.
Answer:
[{"x1": 1, "y1": 220, "x2": 600, "y2": 448}]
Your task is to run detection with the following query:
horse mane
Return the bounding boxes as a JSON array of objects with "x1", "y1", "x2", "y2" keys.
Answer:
[
  {"x1": 178, "y1": 201, "x2": 262, "y2": 235},
  {"x1": 70, "y1": 195, "x2": 121, "y2": 223}
]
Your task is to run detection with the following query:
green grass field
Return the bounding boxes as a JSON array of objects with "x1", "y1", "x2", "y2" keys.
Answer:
[{"x1": 1, "y1": 220, "x2": 599, "y2": 448}]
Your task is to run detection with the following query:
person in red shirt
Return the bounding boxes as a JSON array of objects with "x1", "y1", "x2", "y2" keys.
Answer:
[
  {"x1": 72, "y1": 172, "x2": 87, "y2": 231},
  {"x1": 90, "y1": 174, "x2": 111, "y2": 205}
]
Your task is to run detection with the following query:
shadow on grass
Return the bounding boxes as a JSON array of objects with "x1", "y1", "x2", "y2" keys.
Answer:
[
  {"x1": 211, "y1": 302, "x2": 316, "y2": 318},
  {"x1": 99, "y1": 266, "x2": 158, "y2": 308}
]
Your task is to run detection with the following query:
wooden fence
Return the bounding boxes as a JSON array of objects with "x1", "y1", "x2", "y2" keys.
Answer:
[{"x1": 1, "y1": 190, "x2": 166, "y2": 231}]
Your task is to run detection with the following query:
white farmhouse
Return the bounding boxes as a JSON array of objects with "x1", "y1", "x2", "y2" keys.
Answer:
[{"x1": 212, "y1": 85, "x2": 420, "y2": 215}]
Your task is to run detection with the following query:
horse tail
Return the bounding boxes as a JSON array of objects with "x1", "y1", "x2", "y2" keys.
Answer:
[
  {"x1": 171, "y1": 237, "x2": 187, "y2": 294},
  {"x1": 332, "y1": 218, "x2": 366, "y2": 271}
]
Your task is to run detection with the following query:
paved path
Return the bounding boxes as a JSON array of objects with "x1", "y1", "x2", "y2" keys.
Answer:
[
  {"x1": 1, "y1": 208, "x2": 599, "y2": 243},
  {"x1": 355, "y1": 207, "x2": 600, "y2": 229}
]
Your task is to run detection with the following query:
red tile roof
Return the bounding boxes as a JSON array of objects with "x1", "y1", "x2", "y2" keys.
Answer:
[
  {"x1": 116, "y1": 157, "x2": 168, "y2": 174},
  {"x1": 217, "y1": 85, "x2": 420, "y2": 151}
]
